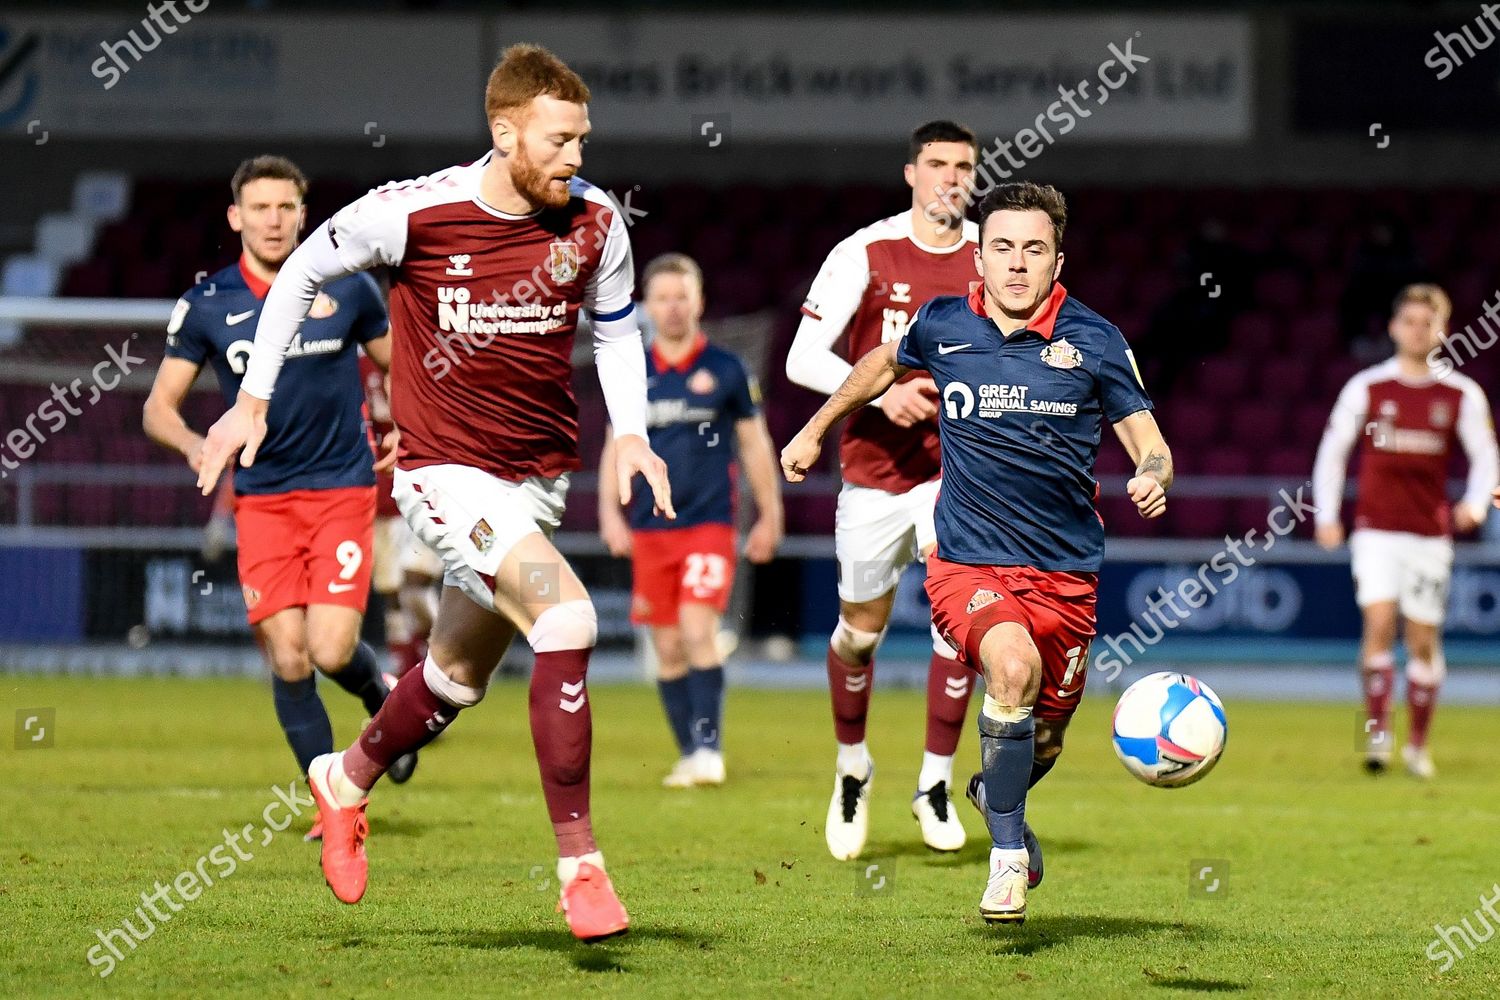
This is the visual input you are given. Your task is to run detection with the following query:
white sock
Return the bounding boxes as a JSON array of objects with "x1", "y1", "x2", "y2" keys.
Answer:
[
  {"x1": 990, "y1": 846, "x2": 1029, "y2": 871},
  {"x1": 320, "y1": 752, "x2": 366, "y2": 809},
  {"x1": 917, "y1": 751, "x2": 954, "y2": 792},
  {"x1": 557, "y1": 850, "x2": 605, "y2": 885},
  {"x1": 836, "y1": 742, "x2": 872, "y2": 779}
]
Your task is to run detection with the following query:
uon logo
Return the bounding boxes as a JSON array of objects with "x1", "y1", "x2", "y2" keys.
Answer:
[{"x1": 943, "y1": 382, "x2": 975, "y2": 419}]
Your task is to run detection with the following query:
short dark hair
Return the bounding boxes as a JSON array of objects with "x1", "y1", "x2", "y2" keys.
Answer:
[
  {"x1": 230, "y1": 155, "x2": 308, "y2": 203},
  {"x1": 977, "y1": 182, "x2": 1068, "y2": 250},
  {"x1": 908, "y1": 120, "x2": 977, "y2": 162},
  {"x1": 641, "y1": 252, "x2": 703, "y2": 296}
]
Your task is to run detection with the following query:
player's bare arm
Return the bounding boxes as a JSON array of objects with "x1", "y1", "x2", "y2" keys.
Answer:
[
  {"x1": 596, "y1": 427, "x2": 633, "y2": 558},
  {"x1": 782, "y1": 340, "x2": 909, "y2": 482},
  {"x1": 1112, "y1": 409, "x2": 1172, "y2": 519},
  {"x1": 614, "y1": 432, "x2": 674, "y2": 520},
  {"x1": 735, "y1": 413, "x2": 785, "y2": 563},
  {"x1": 362, "y1": 332, "x2": 399, "y2": 474},
  {"x1": 143, "y1": 356, "x2": 208, "y2": 472}
]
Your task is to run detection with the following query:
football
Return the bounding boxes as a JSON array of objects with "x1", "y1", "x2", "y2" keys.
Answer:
[{"x1": 1112, "y1": 672, "x2": 1228, "y2": 788}]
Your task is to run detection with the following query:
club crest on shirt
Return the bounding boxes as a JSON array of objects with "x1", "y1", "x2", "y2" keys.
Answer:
[
  {"x1": 967, "y1": 589, "x2": 1003, "y2": 613},
  {"x1": 688, "y1": 368, "x2": 717, "y2": 395},
  {"x1": 1430, "y1": 400, "x2": 1453, "y2": 428},
  {"x1": 1040, "y1": 338, "x2": 1082, "y2": 369},
  {"x1": 469, "y1": 518, "x2": 495, "y2": 553},
  {"x1": 547, "y1": 240, "x2": 580, "y2": 284},
  {"x1": 308, "y1": 292, "x2": 339, "y2": 319}
]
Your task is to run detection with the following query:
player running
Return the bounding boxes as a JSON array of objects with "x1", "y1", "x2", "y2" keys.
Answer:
[
  {"x1": 143, "y1": 156, "x2": 417, "y2": 816},
  {"x1": 785, "y1": 120, "x2": 982, "y2": 858},
  {"x1": 782, "y1": 182, "x2": 1172, "y2": 924},
  {"x1": 1313, "y1": 284, "x2": 1498, "y2": 779},
  {"x1": 598, "y1": 253, "x2": 784, "y2": 788},
  {"x1": 195, "y1": 46, "x2": 670, "y2": 942}
]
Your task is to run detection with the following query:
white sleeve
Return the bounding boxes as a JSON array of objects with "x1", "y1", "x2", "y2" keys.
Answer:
[
  {"x1": 240, "y1": 192, "x2": 408, "y2": 400},
  {"x1": 785, "y1": 235, "x2": 870, "y2": 398},
  {"x1": 592, "y1": 306, "x2": 648, "y2": 441},
  {"x1": 1312, "y1": 376, "x2": 1367, "y2": 527},
  {"x1": 584, "y1": 198, "x2": 634, "y2": 318},
  {"x1": 1456, "y1": 381, "x2": 1499, "y2": 518}
]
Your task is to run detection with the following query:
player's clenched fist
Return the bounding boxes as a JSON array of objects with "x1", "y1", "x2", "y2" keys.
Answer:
[
  {"x1": 1126, "y1": 475, "x2": 1167, "y2": 519},
  {"x1": 615, "y1": 433, "x2": 676, "y2": 520},
  {"x1": 196, "y1": 391, "x2": 269, "y2": 495},
  {"x1": 781, "y1": 431, "x2": 822, "y2": 483}
]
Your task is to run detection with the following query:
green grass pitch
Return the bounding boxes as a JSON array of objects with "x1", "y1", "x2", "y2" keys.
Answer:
[{"x1": 3, "y1": 674, "x2": 1498, "y2": 998}]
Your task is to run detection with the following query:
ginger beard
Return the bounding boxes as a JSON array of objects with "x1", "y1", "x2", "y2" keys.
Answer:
[{"x1": 510, "y1": 136, "x2": 574, "y2": 210}]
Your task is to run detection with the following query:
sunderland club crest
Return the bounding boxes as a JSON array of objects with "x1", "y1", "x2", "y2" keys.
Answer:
[
  {"x1": 1040, "y1": 338, "x2": 1082, "y2": 369},
  {"x1": 547, "y1": 240, "x2": 580, "y2": 284}
]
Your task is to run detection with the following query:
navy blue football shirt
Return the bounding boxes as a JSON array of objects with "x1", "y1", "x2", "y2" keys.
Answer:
[
  {"x1": 627, "y1": 335, "x2": 760, "y2": 530},
  {"x1": 896, "y1": 281, "x2": 1152, "y2": 572},
  {"x1": 165, "y1": 257, "x2": 389, "y2": 495}
]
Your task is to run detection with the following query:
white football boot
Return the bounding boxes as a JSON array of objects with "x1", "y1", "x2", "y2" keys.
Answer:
[
  {"x1": 825, "y1": 759, "x2": 874, "y2": 860},
  {"x1": 1363, "y1": 727, "x2": 1393, "y2": 774},
  {"x1": 980, "y1": 848, "x2": 1029, "y2": 924},
  {"x1": 662, "y1": 756, "x2": 698, "y2": 789},
  {"x1": 911, "y1": 781, "x2": 966, "y2": 852},
  {"x1": 690, "y1": 747, "x2": 726, "y2": 786},
  {"x1": 1402, "y1": 743, "x2": 1436, "y2": 780}
]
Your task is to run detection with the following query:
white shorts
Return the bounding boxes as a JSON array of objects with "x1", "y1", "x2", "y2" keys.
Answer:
[
  {"x1": 392, "y1": 464, "x2": 569, "y2": 611},
  {"x1": 1349, "y1": 528, "x2": 1453, "y2": 626},
  {"x1": 834, "y1": 480, "x2": 941, "y2": 604}
]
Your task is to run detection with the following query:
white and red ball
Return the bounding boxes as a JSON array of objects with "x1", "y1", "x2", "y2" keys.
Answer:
[{"x1": 1112, "y1": 671, "x2": 1227, "y2": 788}]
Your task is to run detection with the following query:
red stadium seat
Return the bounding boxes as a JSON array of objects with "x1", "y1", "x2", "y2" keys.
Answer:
[
  {"x1": 1256, "y1": 358, "x2": 1314, "y2": 400},
  {"x1": 1229, "y1": 401, "x2": 1286, "y2": 445},
  {"x1": 1164, "y1": 398, "x2": 1223, "y2": 447}
]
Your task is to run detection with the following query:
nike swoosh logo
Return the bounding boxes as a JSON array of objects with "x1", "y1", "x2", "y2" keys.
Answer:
[
  {"x1": 226, "y1": 310, "x2": 256, "y2": 326},
  {"x1": 937, "y1": 343, "x2": 971, "y2": 355},
  {"x1": 327, "y1": 582, "x2": 356, "y2": 593},
  {"x1": 1057, "y1": 687, "x2": 1081, "y2": 698}
]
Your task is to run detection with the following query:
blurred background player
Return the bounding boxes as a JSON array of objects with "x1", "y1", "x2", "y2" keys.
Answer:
[
  {"x1": 1313, "y1": 283, "x2": 1498, "y2": 779},
  {"x1": 784, "y1": 120, "x2": 981, "y2": 858},
  {"x1": 598, "y1": 253, "x2": 784, "y2": 788},
  {"x1": 195, "y1": 47, "x2": 671, "y2": 941},
  {"x1": 360, "y1": 350, "x2": 439, "y2": 679},
  {"x1": 782, "y1": 181, "x2": 1172, "y2": 924},
  {"x1": 142, "y1": 156, "x2": 417, "y2": 816}
]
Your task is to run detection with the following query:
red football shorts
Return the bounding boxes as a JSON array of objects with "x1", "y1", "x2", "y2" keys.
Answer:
[
  {"x1": 630, "y1": 522, "x2": 738, "y2": 626},
  {"x1": 925, "y1": 554, "x2": 1098, "y2": 722},
  {"x1": 234, "y1": 486, "x2": 376, "y2": 625}
]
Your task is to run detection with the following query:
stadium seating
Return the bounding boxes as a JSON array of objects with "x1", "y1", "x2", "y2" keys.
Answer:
[{"x1": 5, "y1": 179, "x2": 1498, "y2": 538}]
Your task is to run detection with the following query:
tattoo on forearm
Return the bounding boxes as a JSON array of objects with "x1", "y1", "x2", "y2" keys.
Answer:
[{"x1": 1137, "y1": 450, "x2": 1173, "y2": 489}]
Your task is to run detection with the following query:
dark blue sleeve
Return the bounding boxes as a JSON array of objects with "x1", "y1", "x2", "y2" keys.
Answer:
[
  {"x1": 895, "y1": 302, "x2": 929, "y2": 370},
  {"x1": 1099, "y1": 326, "x2": 1154, "y2": 423},
  {"x1": 163, "y1": 294, "x2": 209, "y2": 365},
  {"x1": 725, "y1": 354, "x2": 760, "y2": 420},
  {"x1": 349, "y1": 273, "x2": 390, "y2": 344}
]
